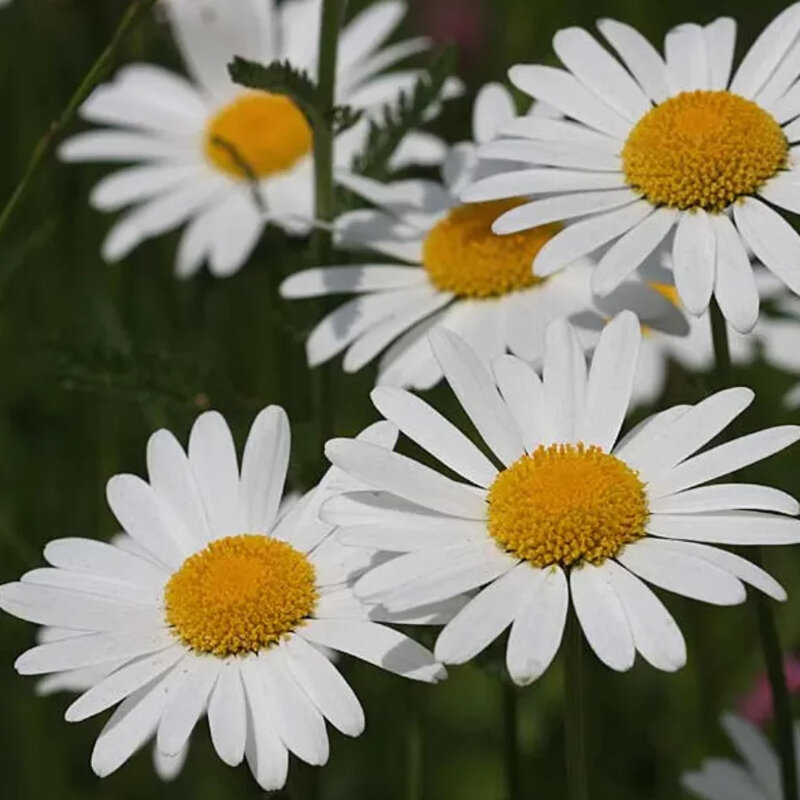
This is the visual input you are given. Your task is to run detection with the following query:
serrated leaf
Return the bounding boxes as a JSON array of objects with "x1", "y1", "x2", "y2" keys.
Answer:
[
  {"x1": 352, "y1": 45, "x2": 456, "y2": 181},
  {"x1": 331, "y1": 104, "x2": 364, "y2": 135},
  {"x1": 228, "y1": 57, "x2": 323, "y2": 129}
]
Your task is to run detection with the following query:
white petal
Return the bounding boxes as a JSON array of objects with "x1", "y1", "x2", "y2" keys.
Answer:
[
  {"x1": 434, "y1": 564, "x2": 532, "y2": 664},
  {"x1": 603, "y1": 561, "x2": 686, "y2": 671},
  {"x1": 90, "y1": 164, "x2": 207, "y2": 212},
  {"x1": 722, "y1": 713, "x2": 782, "y2": 798},
  {"x1": 649, "y1": 425, "x2": 800, "y2": 497},
  {"x1": 59, "y1": 131, "x2": 192, "y2": 162},
  {"x1": 324, "y1": 439, "x2": 487, "y2": 518},
  {"x1": 299, "y1": 618, "x2": 446, "y2": 683},
  {"x1": 592, "y1": 207, "x2": 678, "y2": 296},
  {"x1": 597, "y1": 18, "x2": 671, "y2": 103},
  {"x1": 240, "y1": 406, "x2": 290, "y2": 534},
  {"x1": 208, "y1": 662, "x2": 247, "y2": 767},
  {"x1": 650, "y1": 484, "x2": 800, "y2": 516},
  {"x1": 653, "y1": 540, "x2": 786, "y2": 602},
  {"x1": 66, "y1": 646, "x2": 186, "y2": 722},
  {"x1": 730, "y1": 3, "x2": 800, "y2": 98},
  {"x1": 628, "y1": 387, "x2": 753, "y2": 482},
  {"x1": 646, "y1": 511, "x2": 800, "y2": 546},
  {"x1": 462, "y1": 167, "x2": 625, "y2": 204},
  {"x1": 147, "y1": 429, "x2": 211, "y2": 550},
  {"x1": 665, "y1": 24, "x2": 709, "y2": 91},
  {"x1": 570, "y1": 562, "x2": 635, "y2": 671},
  {"x1": 713, "y1": 212, "x2": 760, "y2": 334},
  {"x1": 756, "y1": 38, "x2": 800, "y2": 106},
  {"x1": 429, "y1": 328, "x2": 525, "y2": 466},
  {"x1": 188, "y1": 411, "x2": 244, "y2": 540},
  {"x1": 260, "y1": 649, "x2": 329, "y2": 766},
  {"x1": 283, "y1": 635, "x2": 364, "y2": 737},
  {"x1": 682, "y1": 760, "x2": 765, "y2": 800},
  {"x1": 90, "y1": 663, "x2": 189, "y2": 777},
  {"x1": 157, "y1": 657, "x2": 220, "y2": 756},
  {"x1": 473, "y1": 82, "x2": 517, "y2": 144},
  {"x1": 704, "y1": 18, "x2": 737, "y2": 90},
  {"x1": 614, "y1": 404, "x2": 692, "y2": 462},
  {"x1": 370, "y1": 387, "x2": 498, "y2": 487},
  {"x1": 759, "y1": 171, "x2": 800, "y2": 215},
  {"x1": 493, "y1": 190, "x2": 637, "y2": 234},
  {"x1": 673, "y1": 209, "x2": 716, "y2": 315},
  {"x1": 506, "y1": 566, "x2": 568, "y2": 685},
  {"x1": 479, "y1": 139, "x2": 621, "y2": 171},
  {"x1": 280, "y1": 265, "x2": 426, "y2": 298},
  {"x1": 15, "y1": 626, "x2": 174, "y2": 675},
  {"x1": 335, "y1": 209, "x2": 424, "y2": 263},
  {"x1": 492, "y1": 355, "x2": 551, "y2": 451},
  {"x1": 553, "y1": 27, "x2": 652, "y2": 120},
  {"x1": 579, "y1": 311, "x2": 640, "y2": 451},
  {"x1": 534, "y1": 200, "x2": 653, "y2": 278},
  {"x1": 543, "y1": 318, "x2": 587, "y2": 443},
  {"x1": 508, "y1": 65, "x2": 631, "y2": 138},
  {"x1": 617, "y1": 538, "x2": 746, "y2": 604}
]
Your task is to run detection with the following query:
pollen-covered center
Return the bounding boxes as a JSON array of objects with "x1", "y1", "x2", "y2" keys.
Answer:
[
  {"x1": 487, "y1": 444, "x2": 648, "y2": 567},
  {"x1": 622, "y1": 90, "x2": 788, "y2": 212},
  {"x1": 164, "y1": 534, "x2": 317, "y2": 657},
  {"x1": 205, "y1": 92, "x2": 313, "y2": 179},
  {"x1": 422, "y1": 199, "x2": 559, "y2": 298}
]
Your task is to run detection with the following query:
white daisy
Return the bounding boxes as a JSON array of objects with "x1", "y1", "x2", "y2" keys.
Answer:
[
  {"x1": 757, "y1": 293, "x2": 800, "y2": 409},
  {"x1": 323, "y1": 311, "x2": 800, "y2": 685},
  {"x1": 464, "y1": 4, "x2": 800, "y2": 333},
  {"x1": 0, "y1": 409, "x2": 451, "y2": 789},
  {"x1": 682, "y1": 713, "x2": 800, "y2": 800},
  {"x1": 60, "y1": 0, "x2": 455, "y2": 278},
  {"x1": 280, "y1": 83, "x2": 599, "y2": 390}
]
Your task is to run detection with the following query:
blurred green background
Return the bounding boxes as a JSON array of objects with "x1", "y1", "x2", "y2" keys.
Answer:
[{"x1": 0, "y1": 0, "x2": 799, "y2": 798}]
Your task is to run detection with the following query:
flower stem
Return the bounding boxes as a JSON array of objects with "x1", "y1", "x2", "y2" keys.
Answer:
[
  {"x1": 406, "y1": 686, "x2": 423, "y2": 800},
  {"x1": 708, "y1": 299, "x2": 797, "y2": 800},
  {"x1": 503, "y1": 681, "x2": 520, "y2": 800},
  {"x1": 0, "y1": 0, "x2": 158, "y2": 243},
  {"x1": 311, "y1": 0, "x2": 347, "y2": 464},
  {"x1": 565, "y1": 608, "x2": 589, "y2": 800}
]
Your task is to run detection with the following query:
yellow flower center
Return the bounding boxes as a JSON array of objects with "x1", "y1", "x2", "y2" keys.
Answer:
[
  {"x1": 204, "y1": 92, "x2": 313, "y2": 180},
  {"x1": 164, "y1": 534, "x2": 317, "y2": 657},
  {"x1": 487, "y1": 444, "x2": 648, "y2": 567},
  {"x1": 422, "y1": 199, "x2": 559, "y2": 298},
  {"x1": 622, "y1": 90, "x2": 787, "y2": 212}
]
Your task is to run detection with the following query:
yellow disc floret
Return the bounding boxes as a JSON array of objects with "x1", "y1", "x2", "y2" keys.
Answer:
[
  {"x1": 164, "y1": 534, "x2": 317, "y2": 657},
  {"x1": 422, "y1": 199, "x2": 559, "y2": 298},
  {"x1": 622, "y1": 90, "x2": 787, "y2": 212},
  {"x1": 487, "y1": 443, "x2": 648, "y2": 567},
  {"x1": 205, "y1": 92, "x2": 312, "y2": 179}
]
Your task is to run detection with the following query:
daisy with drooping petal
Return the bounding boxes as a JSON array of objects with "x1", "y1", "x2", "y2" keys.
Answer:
[
  {"x1": 280, "y1": 83, "x2": 599, "y2": 390},
  {"x1": 682, "y1": 713, "x2": 800, "y2": 800},
  {"x1": 464, "y1": 4, "x2": 800, "y2": 332},
  {"x1": 0, "y1": 409, "x2": 450, "y2": 790},
  {"x1": 60, "y1": 0, "x2": 455, "y2": 278},
  {"x1": 324, "y1": 312, "x2": 800, "y2": 685}
]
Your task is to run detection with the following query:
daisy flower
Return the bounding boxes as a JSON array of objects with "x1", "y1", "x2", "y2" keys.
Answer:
[
  {"x1": 682, "y1": 713, "x2": 800, "y2": 800},
  {"x1": 324, "y1": 312, "x2": 800, "y2": 685},
  {"x1": 464, "y1": 4, "x2": 800, "y2": 333},
  {"x1": 280, "y1": 83, "x2": 598, "y2": 390},
  {"x1": 0, "y1": 409, "x2": 450, "y2": 789},
  {"x1": 60, "y1": 0, "x2": 454, "y2": 278},
  {"x1": 757, "y1": 293, "x2": 800, "y2": 408}
]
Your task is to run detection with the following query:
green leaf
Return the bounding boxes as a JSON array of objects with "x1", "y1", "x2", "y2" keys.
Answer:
[
  {"x1": 228, "y1": 57, "x2": 323, "y2": 128},
  {"x1": 351, "y1": 45, "x2": 457, "y2": 181},
  {"x1": 331, "y1": 104, "x2": 364, "y2": 135}
]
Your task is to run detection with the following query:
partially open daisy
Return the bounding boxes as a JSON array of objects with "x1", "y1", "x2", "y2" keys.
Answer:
[
  {"x1": 324, "y1": 312, "x2": 800, "y2": 685},
  {"x1": 60, "y1": 0, "x2": 454, "y2": 277},
  {"x1": 682, "y1": 713, "x2": 800, "y2": 800},
  {"x1": 281, "y1": 83, "x2": 598, "y2": 389},
  {"x1": 0, "y1": 409, "x2": 448, "y2": 789},
  {"x1": 464, "y1": 4, "x2": 800, "y2": 333}
]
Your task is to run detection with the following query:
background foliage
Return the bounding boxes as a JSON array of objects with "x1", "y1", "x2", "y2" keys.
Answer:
[{"x1": 0, "y1": 0, "x2": 798, "y2": 798}]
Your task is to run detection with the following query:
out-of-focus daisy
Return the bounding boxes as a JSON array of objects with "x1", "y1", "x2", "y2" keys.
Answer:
[
  {"x1": 465, "y1": 4, "x2": 800, "y2": 332},
  {"x1": 281, "y1": 83, "x2": 599, "y2": 390},
  {"x1": 60, "y1": 0, "x2": 455, "y2": 277},
  {"x1": 0, "y1": 410, "x2": 449, "y2": 789},
  {"x1": 682, "y1": 713, "x2": 800, "y2": 800},
  {"x1": 757, "y1": 293, "x2": 800, "y2": 409},
  {"x1": 324, "y1": 312, "x2": 800, "y2": 685}
]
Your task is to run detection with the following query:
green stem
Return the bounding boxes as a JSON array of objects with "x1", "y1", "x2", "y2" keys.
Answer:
[
  {"x1": 0, "y1": 0, "x2": 157, "y2": 243},
  {"x1": 311, "y1": 0, "x2": 346, "y2": 464},
  {"x1": 406, "y1": 687, "x2": 423, "y2": 800},
  {"x1": 565, "y1": 608, "x2": 589, "y2": 800},
  {"x1": 503, "y1": 681, "x2": 520, "y2": 800},
  {"x1": 708, "y1": 300, "x2": 797, "y2": 800}
]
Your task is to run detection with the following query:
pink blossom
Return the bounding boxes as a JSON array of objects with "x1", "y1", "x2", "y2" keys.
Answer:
[{"x1": 739, "y1": 655, "x2": 800, "y2": 727}]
